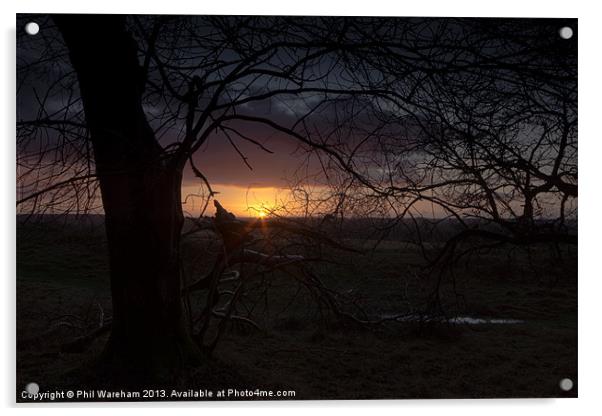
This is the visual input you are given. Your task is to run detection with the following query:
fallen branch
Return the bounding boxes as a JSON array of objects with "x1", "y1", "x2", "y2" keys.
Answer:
[{"x1": 61, "y1": 319, "x2": 112, "y2": 353}]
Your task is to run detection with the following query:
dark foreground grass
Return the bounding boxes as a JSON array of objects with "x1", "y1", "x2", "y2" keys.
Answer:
[{"x1": 16, "y1": 220, "x2": 577, "y2": 400}]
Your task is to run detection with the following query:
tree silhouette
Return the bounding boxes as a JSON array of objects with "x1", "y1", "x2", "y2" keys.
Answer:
[{"x1": 283, "y1": 17, "x2": 577, "y2": 308}]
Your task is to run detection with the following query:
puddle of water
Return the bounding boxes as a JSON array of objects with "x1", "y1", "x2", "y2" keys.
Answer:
[
  {"x1": 378, "y1": 314, "x2": 524, "y2": 324},
  {"x1": 448, "y1": 317, "x2": 523, "y2": 324}
]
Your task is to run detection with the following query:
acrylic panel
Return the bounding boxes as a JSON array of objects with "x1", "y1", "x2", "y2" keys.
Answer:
[{"x1": 16, "y1": 14, "x2": 578, "y2": 402}]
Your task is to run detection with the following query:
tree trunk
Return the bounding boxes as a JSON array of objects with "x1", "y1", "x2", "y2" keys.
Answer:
[
  {"x1": 100, "y1": 166, "x2": 201, "y2": 382},
  {"x1": 53, "y1": 15, "x2": 200, "y2": 382}
]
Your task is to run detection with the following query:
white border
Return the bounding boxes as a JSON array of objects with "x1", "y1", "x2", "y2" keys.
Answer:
[{"x1": 2, "y1": 1, "x2": 600, "y2": 415}]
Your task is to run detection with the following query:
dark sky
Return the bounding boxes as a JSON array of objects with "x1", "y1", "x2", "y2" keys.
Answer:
[{"x1": 17, "y1": 15, "x2": 577, "y2": 218}]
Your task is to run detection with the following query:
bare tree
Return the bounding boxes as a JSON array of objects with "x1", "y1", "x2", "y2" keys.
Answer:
[
  {"x1": 16, "y1": 15, "x2": 407, "y2": 380},
  {"x1": 286, "y1": 18, "x2": 577, "y2": 309}
]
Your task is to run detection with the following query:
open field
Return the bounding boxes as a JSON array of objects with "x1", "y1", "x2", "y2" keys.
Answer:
[{"x1": 17, "y1": 218, "x2": 577, "y2": 400}]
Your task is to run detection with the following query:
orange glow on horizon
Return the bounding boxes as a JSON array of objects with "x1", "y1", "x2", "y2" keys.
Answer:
[
  {"x1": 182, "y1": 183, "x2": 291, "y2": 218},
  {"x1": 180, "y1": 182, "x2": 452, "y2": 219}
]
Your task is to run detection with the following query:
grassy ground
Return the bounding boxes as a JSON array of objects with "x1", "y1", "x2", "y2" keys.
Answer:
[{"x1": 16, "y1": 220, "x2": 577, "y2": 400}]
